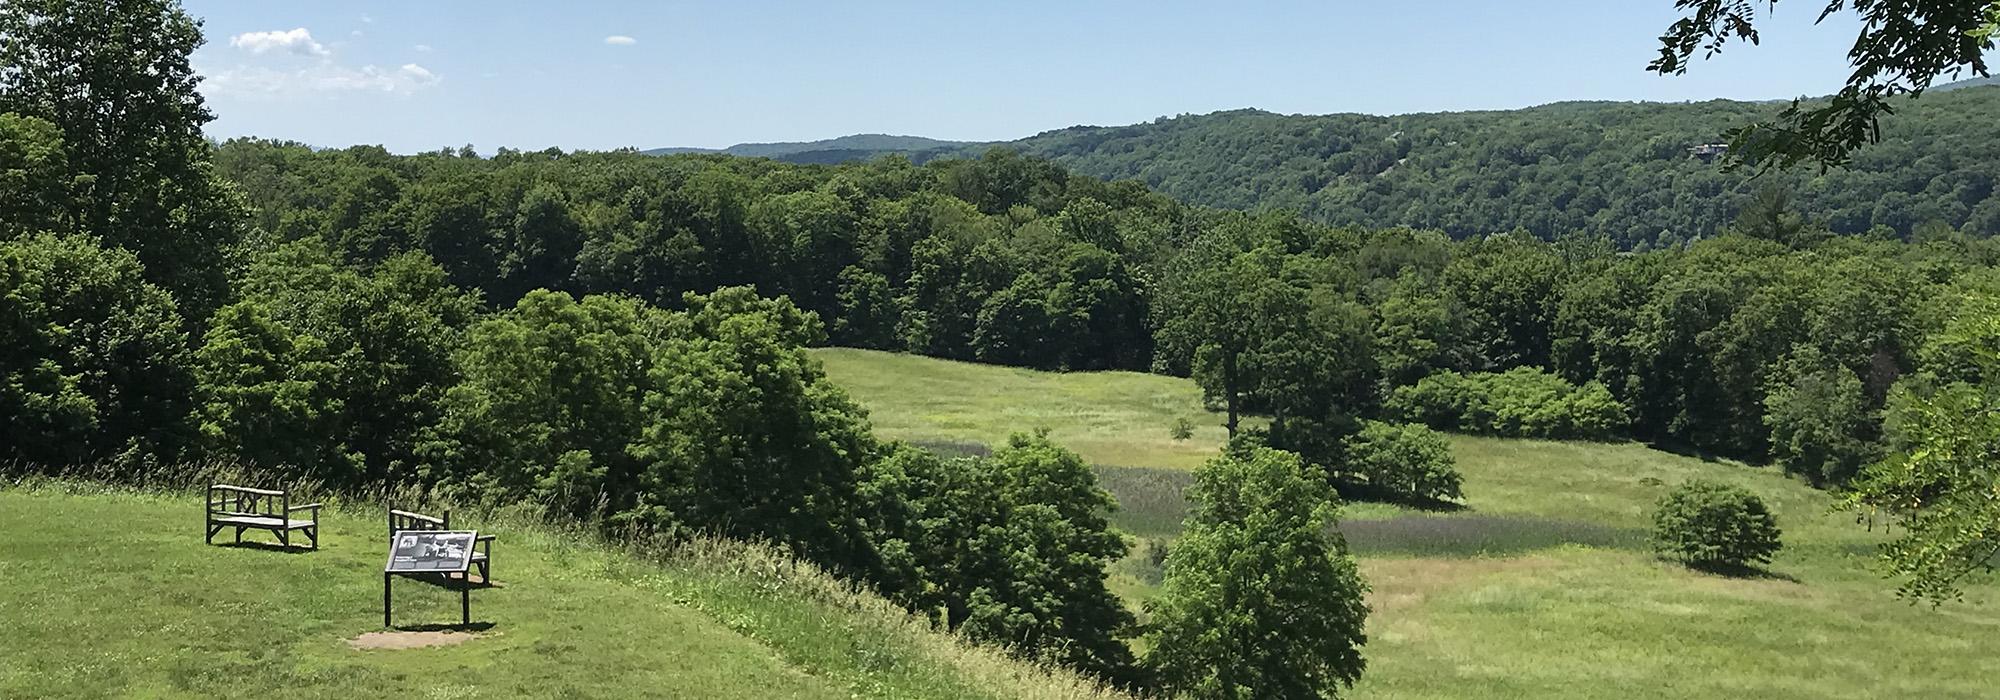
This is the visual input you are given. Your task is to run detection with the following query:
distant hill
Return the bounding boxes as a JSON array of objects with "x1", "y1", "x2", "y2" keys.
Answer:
[
  {"x1": 642, "y1": 134, "x2": 972, "y2": 163},
  {"x1": 1935, "y1": 74, "x2": 2000, "y2": 92},
  {"x1": 968, "y1": 89, "x2": 2000, "y2": 247}
]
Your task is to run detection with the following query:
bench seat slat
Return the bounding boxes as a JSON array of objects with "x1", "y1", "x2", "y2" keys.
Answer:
[
  {"x1": 211, "y1": 515, "x2": 316, "y2": 530},
  {"x1": 210, "y1": 484, "x2": 284, "y2": 496}
]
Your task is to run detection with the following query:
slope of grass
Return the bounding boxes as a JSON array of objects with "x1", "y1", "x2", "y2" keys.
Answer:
[
  {"x1": 814, "y1": 347, "x2": 1239, "y2": 470},
  {"x1": 816, "y1": 349, "x2": 2000, "y2": 699},
  {"x1": 0, "y1": 482, "x2": 1123, "y2": 700}
]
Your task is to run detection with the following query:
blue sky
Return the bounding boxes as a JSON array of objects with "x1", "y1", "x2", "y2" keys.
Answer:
[{"x1": 185, "y1": 1, "x2": 1888, "y2": 153}]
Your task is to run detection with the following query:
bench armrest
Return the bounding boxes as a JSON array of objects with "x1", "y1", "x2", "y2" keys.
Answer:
[
  {"x1": 286, "y1": 503, "x2": 323, "y2": 513},
  {"x1": 475, "y1": 534, "x2": 496, "y2": 542}
]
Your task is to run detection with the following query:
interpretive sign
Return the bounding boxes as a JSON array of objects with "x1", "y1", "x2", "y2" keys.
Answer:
[
  {"x1": 383, "y1": 530, "x2": 481, "y2": 627},
  {"x1": 385, "y1": 530, "x2": 478, "y2": 574}
]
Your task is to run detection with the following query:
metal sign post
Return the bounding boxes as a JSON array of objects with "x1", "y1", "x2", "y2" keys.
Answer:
[{"x1": 382, "y1": 530, "x2": 479, "y2": 627}]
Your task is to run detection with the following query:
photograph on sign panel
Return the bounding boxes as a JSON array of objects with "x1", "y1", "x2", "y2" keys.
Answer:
[{"x1": 387, "y1": 531, "x2": 476, "y2": 573}]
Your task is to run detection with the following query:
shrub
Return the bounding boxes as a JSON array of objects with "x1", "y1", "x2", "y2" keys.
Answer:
[
  {"x1": 1386, "y1": 367, "x2": 1626, "y2": 440},
  {"x1": 1381, "y1": 370, "x2": 1470, "y2": 428},
  {"x1": 1651, "y1": 480, "x2": 1783, "y2": 569},
  {"x1": 1339, "y1": 420, "x2": 1463, "y2": 502},
  {"x1": 1170, "y1": 417, "x2": 1195, "y2": 441}
]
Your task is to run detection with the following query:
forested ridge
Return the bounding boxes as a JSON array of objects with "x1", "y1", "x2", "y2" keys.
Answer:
[
  {"x1": 648, "y1": 88, "x2": 2000, "y2": 251},
  {"x1": 983, "y1": 87, "x2": 2000, "y2": 248}
]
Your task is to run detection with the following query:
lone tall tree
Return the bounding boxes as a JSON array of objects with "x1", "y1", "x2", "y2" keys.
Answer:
[{"x1": 1145, "y1": 446, "x2": 1370, "y2": 698}]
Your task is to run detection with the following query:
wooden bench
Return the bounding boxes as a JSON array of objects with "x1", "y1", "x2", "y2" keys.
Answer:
[
  {"x1": 389, "y1": 508, "x2": 494, "y2": 583},
  {"x1": 206, "y1": 484, "x2": 320, "y2": 550}
]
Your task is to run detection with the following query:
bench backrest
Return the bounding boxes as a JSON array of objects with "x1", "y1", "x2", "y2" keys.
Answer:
[
  {"x1": 389, "y1": 508, "x2": 450, "y2": 534},
  {"x1": 208, "y1": 484, "x2": 287, "y2": 518}
]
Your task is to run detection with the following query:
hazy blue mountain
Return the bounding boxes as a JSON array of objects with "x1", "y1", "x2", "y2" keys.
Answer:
[{"x1": 642, "y1": 134, "x2": 972, "y2": 163}]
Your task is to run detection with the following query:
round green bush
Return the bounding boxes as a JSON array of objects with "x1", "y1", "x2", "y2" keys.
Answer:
[{"x1": 1651, "y1": 480, "x2": 1783, "y2": 569}]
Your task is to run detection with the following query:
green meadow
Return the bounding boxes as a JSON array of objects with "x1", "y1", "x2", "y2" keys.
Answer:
[
  {"x1": 813, "y1": 347, "x2": 1245, "y2": 470},
  {"x1": 816, "y1": 348, "x2": 2000, "y2": 699}
]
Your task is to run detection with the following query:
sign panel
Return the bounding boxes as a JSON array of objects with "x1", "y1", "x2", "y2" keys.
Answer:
[{"x1": 385, "y1": 530, "x2": 478, "y2": 574}]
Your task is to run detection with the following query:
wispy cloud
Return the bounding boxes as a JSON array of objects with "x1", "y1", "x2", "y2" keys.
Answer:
[
  {"x1": 229, "y1": 28, "x2": 329, "y2": 57},
  {"x1": 603, "y1": 35, "x2": 638, "y2": 46},
  {"x1": 414, "y1": 44, "x2": 434, "y2": 52},
  {"x1": 203, "y1": 62, "x2": 442, "y2": 98}
]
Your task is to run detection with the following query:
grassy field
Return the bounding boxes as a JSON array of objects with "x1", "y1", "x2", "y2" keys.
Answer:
[
  {"x1": 814, "y1": 347, "x2": 1242, "y2": 470},
  {"x1": 817, "y1": 347, "x2": 2000, "y2": 699},
  {"x1": 0, "y1": 483, "x2": 1121, "y2": 700}
]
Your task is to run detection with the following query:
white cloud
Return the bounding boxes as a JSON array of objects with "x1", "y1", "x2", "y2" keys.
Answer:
[
  {"x1": 603, "y1": 35, "x2": 637, "y2": 46},
  {"x1": 360, "y1": 13, "x2": 374, "y2": 24},
  {"x1": 396, "y1": 64, "x2": 437, "y2": 84},
  {"x1": 202, "y1": 62, "x2": 442, "y2": 98},
  {"x1": 229, "y1": 28, "x2": 329, "y2": 57},
  {"x1": 414, "y1": 44, "x2": 433, "y2": 52}
]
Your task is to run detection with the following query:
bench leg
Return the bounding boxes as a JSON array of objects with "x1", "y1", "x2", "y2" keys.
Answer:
[
  {"x1": 205, "y1": 523, "x2": 222, "y2": 544},
  {"x1": 304, "y1": 526, "x2": 318, "y2": 551},
  {"x1": 477, "y1": 560, "x2": 490, "y2": 585},
  {"x1": 234, "y1": 526, "x2": 244, "y2": 544},
  {"x1": 280, "y1": 528, "x2": 290, "y2": 549}
]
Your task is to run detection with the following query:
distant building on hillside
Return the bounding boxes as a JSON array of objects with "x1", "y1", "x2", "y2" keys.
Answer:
[{"x1": 1689, "y1": 143, "x2": 1729, "y2": 162}]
